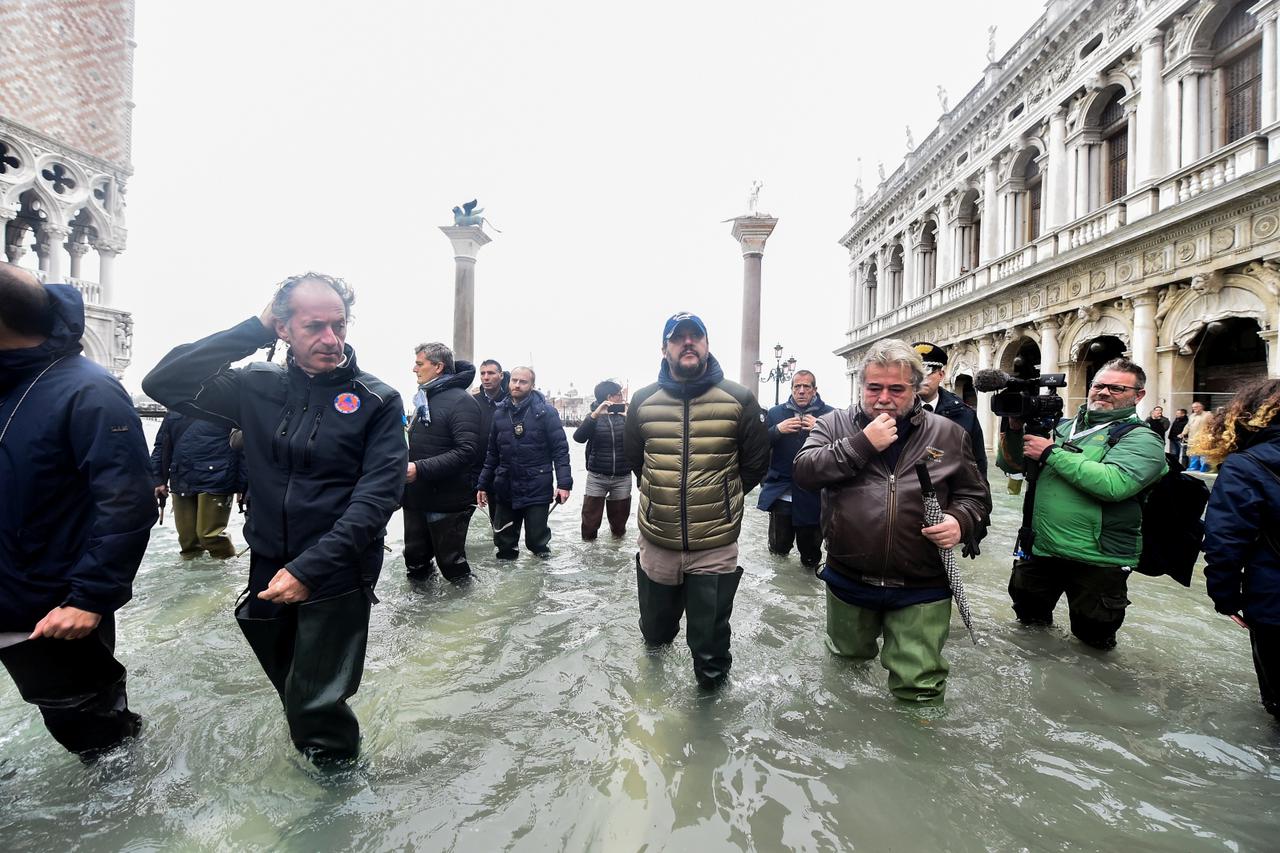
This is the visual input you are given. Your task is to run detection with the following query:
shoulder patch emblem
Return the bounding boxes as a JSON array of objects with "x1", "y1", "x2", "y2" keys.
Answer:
[
  {"x1": 759, "y1": 413, "x2": 766, "y2": 423},
  {"x1": 334, "y1": 392, "x2": 361, "y2": 414},
  {"x1": 110, "y1": 425, "x2": 130, "y2": 433}
]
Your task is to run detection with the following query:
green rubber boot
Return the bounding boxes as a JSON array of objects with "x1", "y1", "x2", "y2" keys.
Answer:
[
  {"x1": 880, "y1": 598, "x2": 952, "y2": 705},
  {"x1": 823, "y1": 588, "x2": 882, "y2": 660},
  {"x1": 684, "y1": 568, "x2": 743, "y2": 689}
]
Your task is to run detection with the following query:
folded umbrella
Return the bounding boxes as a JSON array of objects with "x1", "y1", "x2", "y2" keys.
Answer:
[{"x1": 915, "y1": 461, "x2": 977, "y2": 645}]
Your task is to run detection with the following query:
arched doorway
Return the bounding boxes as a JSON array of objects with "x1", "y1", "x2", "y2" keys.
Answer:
[
  {"x1": 953, "y1": 374, "x2": 976, "y2": 409},
  {"x1": 1001, "y1": 337, "x2": 1042, "y2": 380},
  {"x1": 1081, "y1": 335, "x2": 1126, "y2": 386},
  {"x1": 1194, "y1": 317, "x2": 1267, "y2": 409}
]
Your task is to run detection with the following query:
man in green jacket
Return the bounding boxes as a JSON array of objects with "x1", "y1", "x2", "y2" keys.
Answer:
[
  {"x1": 998, "y1": 358, "x2": 1166, "y2": 650},
  {"x1": 625, "y1": 312, "x2": 770, "y2": 688}
]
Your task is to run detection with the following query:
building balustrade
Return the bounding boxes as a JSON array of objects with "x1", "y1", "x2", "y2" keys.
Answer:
[
  {"x1": 1160, "y1": 133, "x2": 1270, "y2": 208},
  {"x1": 1063, "y1": 199, "x2": 1127, "y2": 250}
]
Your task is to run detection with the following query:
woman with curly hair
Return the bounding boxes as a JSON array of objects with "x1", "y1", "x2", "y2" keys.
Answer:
[{"x1": 1194, "y1": 378, "x2": 1280, "y2": 720}]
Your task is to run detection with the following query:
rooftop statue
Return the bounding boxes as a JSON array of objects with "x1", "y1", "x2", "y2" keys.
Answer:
[
  {"x1": 747, "y1": 180, "x2": 763, "y2": 216},
  {"x1": 987, "y1": 25, "x2": 997, "y2": 63}
]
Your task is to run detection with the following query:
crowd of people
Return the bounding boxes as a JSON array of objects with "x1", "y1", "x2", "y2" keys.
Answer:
[{"x1": 3, "y1": 266, "x2": 1278, "y2": 769}]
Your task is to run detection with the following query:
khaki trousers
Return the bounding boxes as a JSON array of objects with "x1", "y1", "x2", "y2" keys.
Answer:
[{"x1": 171, "y1": 493, "x2": 235, "y2": 558}]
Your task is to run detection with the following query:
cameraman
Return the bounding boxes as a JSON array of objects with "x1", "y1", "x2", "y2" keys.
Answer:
[{"x1": 997, "y1": 358, "x2": 1166, "y2": 650}]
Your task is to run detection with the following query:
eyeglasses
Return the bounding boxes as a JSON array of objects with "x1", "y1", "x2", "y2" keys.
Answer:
[{"x1": 1090, "y1": 382, "x2": 1139, "y2": 394}]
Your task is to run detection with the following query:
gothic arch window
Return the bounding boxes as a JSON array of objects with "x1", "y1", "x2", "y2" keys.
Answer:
[
  {"x1": 1099, "y1": 89, "x2": 1128, "y2": 203},
  {"x1": 1212, "y1": 2, "x2": 1262, "y2": 145}
]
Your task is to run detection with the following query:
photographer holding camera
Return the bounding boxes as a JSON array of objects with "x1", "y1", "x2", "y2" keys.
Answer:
[
  {"x1": 995, "y1": 358, "x2": 1166, "y2": 650},
  {"x1": 574, "y1": 380, "x2": 631, "y2": 539}
]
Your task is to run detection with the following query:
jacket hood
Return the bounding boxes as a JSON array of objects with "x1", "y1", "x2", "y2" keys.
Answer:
[
  {"x1": 0, "y1": 284, "x2": 84, "y2": 390},
  {"x1": 657, "y1": 353, "x2": 726, "y2": 399},
  {"x1": 424, "y1": 360, "x2": 477, "y2": 396}
]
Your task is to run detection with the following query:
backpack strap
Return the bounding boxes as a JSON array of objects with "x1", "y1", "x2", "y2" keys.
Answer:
[{"x1": 1104, "y1": 421, "x2": 1145, "y2": 447}]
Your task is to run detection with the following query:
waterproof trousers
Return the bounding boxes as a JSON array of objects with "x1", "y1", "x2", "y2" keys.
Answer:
[
  {"x1": 0, "y1": 615, "x2": 142, "y2": 757},
  {"x1": 171, "y1": 492, "x2": 235, "y2": 558},
  {"x1": 1009, "y1": 556, "x2": 1130, "y2": 650},
  {"x1": 403, "y1": 507, "x2": 474, "y2": 580},
  {"x1": 491, "y1": 501, "x2": 551, "y2": 558},
  {"x1": 236, "y1": 554, "x2": 372, "y2": 763},
  {"x1": 1250, "y1": 621, "x2": 1280, "y2": 719},
  {"x1": 635, "y1": 554, "x2": 743, "y2": 689},
  {"x1": 582, "y1": 497, "x2": 631, "y2": 539},
  {"x1": 767, "y1": 508, "x2": 823, "y2": 567},
  {"x1": 824, "y1": 589, "x2": 951, "y2": 704}
]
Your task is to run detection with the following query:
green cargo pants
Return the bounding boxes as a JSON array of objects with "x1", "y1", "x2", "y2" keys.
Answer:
[
  {"x1": 824, "y1": 589, "x2": 951, "y2": 704},
  {"x1": 171, "y1": 493, "x2": 236, "y2": 559}
]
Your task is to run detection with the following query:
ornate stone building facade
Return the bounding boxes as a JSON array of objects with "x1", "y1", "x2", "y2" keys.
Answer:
[
  {"x1": 0, "y1": 0, "x2": 136, "y2": 375},
  {"x1": 839, "y1": 0, "x2": 1280, "y2": 452}
]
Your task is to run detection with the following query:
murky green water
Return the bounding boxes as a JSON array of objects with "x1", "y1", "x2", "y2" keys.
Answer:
[{"x1": 3, "y1": 432, "x2": 1278, "y2": 851}]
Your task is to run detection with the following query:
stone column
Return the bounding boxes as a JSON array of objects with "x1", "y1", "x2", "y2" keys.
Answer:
[
  {"x1": 38, "y1": 225, "x2": 68, "y2": 282},
  {"x1": 976, "y1": 335, "x2": 996, "y2": 455},
  {"x1": 1074, "y1": 143, "x2": 1091, "y2": 216},
  {"x1": 95, "y1": 242, "x2": 120, "y2": 306},
  {"x1": 0, "y1": 209, "x2": 21, "y2": 264},
  {"x1": 904, "y1": 222, "x2": 921, "y2": 301},
  {"x1": 1036, "y1": 314, "x2": 1061, "y2": 376},
  {"x1": 981, "y1": 161, "x2": 999, "y2": 263},
  {"x1": 1137, "y1": 31, "x2": 1166, "y2": 184},
  {"x1": 1125, "y1": 103, "x2": 1140, "y2": 194},
  {"x1": 1164, "y1": 67, "x2": 1183, "y2": 172},
  {"x1": 1129, "y1": 292, "x2": 1159, "y2": 417},
  {"x1": 730, "y1": 215, "x2": 778, "y2": 388},
  {"x1": 849, "y1": 261, "x2": 862, "y2": 330},
  {"x1": 65, "y1": 239, "x2": 90, "y2": 280},
  {"x1": 1180, "y1": 71, "x2": 1201, "y2": 166},
  {"x1": 1046, "y1": 107, "x2": 1069, "y2": 229},
  {"x1": 439, "y1": 224, "x2": 493, "y2": 364},
  {"x1": 1254, "y1": 2, "x2": 1278, "y2": 127}
]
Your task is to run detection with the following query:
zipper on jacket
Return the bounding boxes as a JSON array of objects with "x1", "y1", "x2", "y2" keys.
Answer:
[
  {"x1": 722, "y1": 478, "x2": 732, "y2": 522},
  {"x1": 303, "y1": 410, "x2": 324, "y2": 468},
  {"x1": 883, "y1": 473, "x2": 897, "y2": 579},
  {"x1": 607, "y1": 417, "x2": 618, "y2": 476},
  {"x1": 681, "y1": 397, "x2": 691, "y2": 551},
  {"x1": 272, "y1": 406, "x2": 295, "y2": 465}
]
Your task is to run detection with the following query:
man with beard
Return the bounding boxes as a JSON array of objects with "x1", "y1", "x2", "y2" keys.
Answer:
[
  {"x1": 757, "y1": 370, "x2": 833, "y2": 567},
  {"x1": 625, "y1": 312, "x2": 770, "y2": 688},
  {"x1": 998, "y1": 358, "x2": 1166, "y2": 650},
  {"x1": 404, "y1": 342, "x2": 482, "y2": 582},
  {"x1": 144, "y1": 272, "x2": 406, "y2": 764},
  {"x1": 794, "y1": 338, "x2": 990, "y2": 704},
  {"x1": 0, "y1": 263, "x2": 154, "y2": 758},
  {"x1": 476, "y1": 367, "x2": 572, "y2": 559}
]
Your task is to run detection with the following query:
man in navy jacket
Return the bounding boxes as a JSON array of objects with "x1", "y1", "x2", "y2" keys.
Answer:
[
  {"x1": 476, "y1": 367, "x2": 572, "y2": 559},
  {"x1": 0, "y1": 264, "x2": 154, "y2": 758},
  {"x1": 150, "y1": 411, "x2": 246, "y2": 559},
  {"x1": 757, "y1": 370, "x2": 833, "y2": 567},
  {"x1": 144, "y1": 272, "x2": 405, "y2": 764}
]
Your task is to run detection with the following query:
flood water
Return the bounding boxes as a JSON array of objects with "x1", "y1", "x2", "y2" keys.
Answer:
[{"x1": 3, "y1": 431, "x2": 1279, "y2": 852}]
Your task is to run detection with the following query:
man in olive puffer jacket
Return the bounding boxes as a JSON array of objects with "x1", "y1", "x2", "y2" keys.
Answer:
[{"x1": 624, "y1": 312, "x2": 770, "y2": 688}]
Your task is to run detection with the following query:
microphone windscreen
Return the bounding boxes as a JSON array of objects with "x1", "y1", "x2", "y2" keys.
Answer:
[{"x1": 973, "y1": 369, "x2": 1010, "y2": 392}]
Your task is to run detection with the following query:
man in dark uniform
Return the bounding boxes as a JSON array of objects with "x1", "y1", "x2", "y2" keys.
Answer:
[
  {"x1": 0, "y1": 263, "x2": 154, "y2": 758},
  {"x1": 912, "y1": 342, "x2": 987, "y2": 477},
  {"x1": 143, "y1": 272, "x2": 406, "y2": 764},
  {"x1": 150, "y1": 410, "x2": 245, "y2": 559}
]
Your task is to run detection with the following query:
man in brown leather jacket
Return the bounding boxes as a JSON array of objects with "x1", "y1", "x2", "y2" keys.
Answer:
[{"x1": 794, "y1": 338, "x2": 990, "y2": 704}]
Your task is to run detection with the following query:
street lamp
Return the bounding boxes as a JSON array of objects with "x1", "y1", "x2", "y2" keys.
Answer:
[{"x1": 758, "y1": 342, "x2": 797, "y2": 406}]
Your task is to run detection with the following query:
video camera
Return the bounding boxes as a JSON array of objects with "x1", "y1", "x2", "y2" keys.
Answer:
[{"x1": 974, "y1": 369, "x2": 1066, "y2": 436}]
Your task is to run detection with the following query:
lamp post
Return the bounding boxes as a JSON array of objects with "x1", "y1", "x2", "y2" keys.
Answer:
[{"x1": 755, "y1": 343, "x2": 796, "y2": 406}]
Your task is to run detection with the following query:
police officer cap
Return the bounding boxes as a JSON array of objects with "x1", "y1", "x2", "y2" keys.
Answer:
[{"x1": 912, "y1": 341, "x2": 948, "y2": 369}]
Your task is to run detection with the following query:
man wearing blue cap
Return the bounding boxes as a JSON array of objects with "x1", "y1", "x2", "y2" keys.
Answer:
[{"x1": 625, "y1": 312, "x2": 770, "y2": 688}]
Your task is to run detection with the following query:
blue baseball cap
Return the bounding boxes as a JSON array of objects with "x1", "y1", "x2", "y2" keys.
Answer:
[{"x1": 662, "y1": 312, "x2": 708, "y2": 343}]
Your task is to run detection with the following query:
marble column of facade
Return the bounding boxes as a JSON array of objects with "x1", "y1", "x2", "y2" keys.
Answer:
[
  {"x1": 1137, "y1": 31, "x2": 1166, "y2": 184},
  {"x1": 937, "y1": 213, "x2": 954, "y2": 287},
  {"x1": 1129, "y1": 292, "x2": 1159, "y2": 417},
  {"x1": 877, "y1": 246, "x2": 892, "y2": 316},
  {"x1": 976, "y1": 335, "x2": 996, "y2": 454},
  {"x1": 1046, "y1": 108, "x2": 1069, "y2": 229},
  {"x1": 1253, "y1": 2, "x2": 1278, "y2": 129},
  {"x1": 981, "y1": 161, "x2": 999, "y2": 263},
  {"x1": 1036, "y1": 315, "x2": 1061, "y2": 377},
  {"x1": 1124, "y1": 102, "x2": 1140, "y2": 195},
  {"x1": 1180, "y1": 70, "x2": 1202, "y2": 167},
  {"x1": 95, "y1": 242, "x2": 119, "y2": 306},
  {"x1": 38, "y1": 225, "x2": 68, "y2": 282},
  {"x1": 729, "y1": 216, "x2": 777, "y2": 389},
  {"x1": 1072, "y1": 141, "x2": 1091, "y2": 217},
  {"x1": 0, "y1": 208, "x2": 20, "y2": 264},
  {"x1": 65, "y1": 239, "x2": 89, "y2": 281},
  {"x1": 904, "y1": 225, "x2": 921, "y2": 302}
]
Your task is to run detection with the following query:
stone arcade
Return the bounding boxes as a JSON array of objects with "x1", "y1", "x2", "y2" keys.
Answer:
[{"x1": 839, "y1": 0, "x2": 1280, "y2": 451}]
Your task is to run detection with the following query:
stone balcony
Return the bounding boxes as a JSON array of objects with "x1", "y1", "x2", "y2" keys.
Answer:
[
  {"x1": 30, "y1": 268, "x2": 133, "y2": 376},
  {"x1": 843, "y1": 124, "x2": 1280, "y2": 351}
]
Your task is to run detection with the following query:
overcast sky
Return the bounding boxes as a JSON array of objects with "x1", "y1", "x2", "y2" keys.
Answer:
[{"x1": 119, "y1": 0, "x2": 1042, "y2": 409}]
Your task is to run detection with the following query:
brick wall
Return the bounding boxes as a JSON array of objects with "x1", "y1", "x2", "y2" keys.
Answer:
[{"x1": 0, "y1": 0, "x2": 134, "y2": 170}]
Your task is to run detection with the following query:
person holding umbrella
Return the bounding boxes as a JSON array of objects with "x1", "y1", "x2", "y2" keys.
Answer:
[{"x1": 794, "y1": 338, "x2": 990, "y2": 704}]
